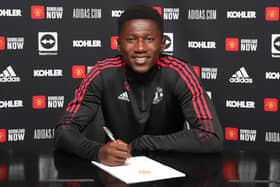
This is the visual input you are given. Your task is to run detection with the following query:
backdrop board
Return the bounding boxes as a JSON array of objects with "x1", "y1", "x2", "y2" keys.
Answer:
[{"x1": 0, "y1": 0, "x2": 279, "y2": 152}]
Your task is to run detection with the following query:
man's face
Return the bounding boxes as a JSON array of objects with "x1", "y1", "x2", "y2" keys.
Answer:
[{"x1": 117, "y1": 19, "x2": 166, "y2": 74}]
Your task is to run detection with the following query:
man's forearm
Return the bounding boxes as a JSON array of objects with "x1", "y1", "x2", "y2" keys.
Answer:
[
  {"x1": 131, "y1": 129, "x2": 223, "y2": 153},
  {"x1": 54, "y1": 126, "x2": 103, "y2": 161}
]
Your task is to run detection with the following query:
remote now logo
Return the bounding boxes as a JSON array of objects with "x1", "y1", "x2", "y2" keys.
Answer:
[
  {"x1": 265, "y1": 7, "x2": 279, "y2": 21},
  {"x1": 225, "y1": 38, "x2": 239, "y2": 51},
  {"x1": 0, "y1": 129, "x2": 25, "y2": 142},
  {"x1": 225, "y1": 38, "x2": 257, "y2": 52},
  {"x1": 264, "y1": 98, "x2": 278, "y2": 112},
  {"x1": 7, "y1": 129, "x2": 25, "y2": 142},
  {"x1": 225, "y1": 127, "x2": 238, "y2": 141},
  {"x1": 192, "y1": 66, "x2": 200, "y2": 78},
  {"x1": 31, "y1": 6, "x2": 45, "y2": 19},
  {"x1": 192, "y1": 66, "x2": 218, "y2": 80},
  {"x1": 201, "y1": 67, "x2": 217, "y2": 80},
  {"x1": 163, "y1": 8, "x2": 180, "y2": 20},
  {"x1": 32, "y1": 96, "x2": 46, "y2": 109},
  {"x1": 111, "y1": 36, "x2": 119, "y2": 50},
  {"x1": 0, "y1": 37, "x2": 5, "y2": 50},
  {"x1": 31, "y1": 6, "x2": 63, "y2": 19},
  {"x1": 33, "y1": 96, "x2": 64, "y2": 109},
  {"x1": 153, "y1": 7, "x2": 162, "y2": 15},
  {"x1": 0, "y1": 36, "x2": 24, "y2": 50},
  {"x1": 72, "y1": 65, "x2": 86, "y2": 78},
  {"x1": 240, "y1": 129, "x2": 257, "y2": 142},
  {"x1": 153, "y1": 7, "x2": 181, "y2": 20},
  {"x1": 0, "y1": 129, "x2": 6, "y2": 143}
]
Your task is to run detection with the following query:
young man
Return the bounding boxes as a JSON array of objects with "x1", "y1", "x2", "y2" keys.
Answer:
[{"x1": 54, "y1": 5, "x2": 223, "y2": 166}]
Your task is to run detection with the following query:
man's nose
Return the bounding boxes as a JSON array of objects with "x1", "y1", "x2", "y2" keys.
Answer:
[{"x1": 135, "y1": 39, "x2": 147, "y2": 52}]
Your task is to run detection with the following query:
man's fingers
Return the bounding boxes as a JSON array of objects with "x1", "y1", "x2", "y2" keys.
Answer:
[
  {"x1": 105, "y1": 155, "x2": 127, "y2": 166},
  {"x1": 111, "y1": 155, "x2": 127, "y2": 164},
  {"x1": 111, "y1": 149, "x2": 129, "y2": 159},
  {"x1": 116, "y1": 139, "x2": 127, "y2": 145},
  {"x1": 111, "y1": 140, "x2": 129, "y2": 152},
  {"x1": 98, "y1": 139, "x2": 130, "y2": 166}
]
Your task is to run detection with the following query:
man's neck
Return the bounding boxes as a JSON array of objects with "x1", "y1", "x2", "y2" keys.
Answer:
[{"x1": 125, "y1": 65, "x2": 158, "y2": 83}]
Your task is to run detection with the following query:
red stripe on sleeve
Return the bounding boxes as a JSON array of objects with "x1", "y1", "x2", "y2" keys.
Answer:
[
  {"x1": 159, "y1": 59, "x2": 202, "y2": 119},
  {"x1": 168, "y1": 56, "x2": 213, "y2": 119},
  {"x1": 68, "y1": 66, "x2": 100, "y2": 113},
  {"x1": 70, "y1": 63, "x2": 123, "y2": 119}
]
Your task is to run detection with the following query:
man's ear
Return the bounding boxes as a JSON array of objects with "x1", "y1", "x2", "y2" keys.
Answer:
[
  {"x1": 160, "y1": 36, "x2": 166, "y2": 52},
  {"x1": 117, "y1": 37, "x2": 121, "y2": 52}
]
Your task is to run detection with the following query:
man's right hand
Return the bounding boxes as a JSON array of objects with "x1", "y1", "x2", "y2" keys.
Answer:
[{"x1": 98, "y1": 139, "x2": 131, "y2": 166}]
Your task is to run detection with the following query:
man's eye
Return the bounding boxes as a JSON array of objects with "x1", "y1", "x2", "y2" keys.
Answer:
[
  {"x1": 127, "y1": 38, "x2": 136, "y2": 42},
  {"x1": 146, "y1": 38, "x2": 154, "y2": 41}
]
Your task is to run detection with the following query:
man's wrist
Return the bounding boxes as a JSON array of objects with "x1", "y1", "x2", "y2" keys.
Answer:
[
  {"x1": 93, "y1": 144, "x2": 103, "y2": 162},
  {"x1": 129, "y1": 137, "x2": 141, "y2": 154},
  {"x1": 128, "y1": 143, "x2": 132, "y2": 154}
]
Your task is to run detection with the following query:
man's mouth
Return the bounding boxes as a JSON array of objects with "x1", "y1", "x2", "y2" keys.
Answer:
[{"x1": 133, "y1": 56, "x2": 149, "y2": 64}]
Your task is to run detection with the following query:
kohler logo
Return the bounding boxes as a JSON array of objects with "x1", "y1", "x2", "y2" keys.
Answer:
[{"x1": 266, "y1": 72, "x2": 280, "y2": 80}]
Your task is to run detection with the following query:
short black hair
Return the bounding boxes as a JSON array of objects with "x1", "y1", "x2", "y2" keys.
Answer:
[{"x1": 118, "y1": 5, "x2": 163, "y2": 36}]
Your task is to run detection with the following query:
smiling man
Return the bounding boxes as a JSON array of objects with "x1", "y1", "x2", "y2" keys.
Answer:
[
  {"x1": 54, "y1": 5, "x2": 223, "y2": 166},
  {"x1": 118, "y1": 18, "x2": 165, "y2": 73}
]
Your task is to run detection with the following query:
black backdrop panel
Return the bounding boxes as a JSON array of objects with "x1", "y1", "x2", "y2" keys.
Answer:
[{"x1": 0, "y1": 0, "x2": 279, "y2": 151}]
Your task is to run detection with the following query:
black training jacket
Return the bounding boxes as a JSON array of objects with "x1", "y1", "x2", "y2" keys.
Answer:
[{"x1": 54, "y1": 55, "x2": 224, "y2": 161}]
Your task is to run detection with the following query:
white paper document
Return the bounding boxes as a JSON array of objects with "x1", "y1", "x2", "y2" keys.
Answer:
[{"x1": 91, "y1": 156, "x2": 186, "y2": 184}]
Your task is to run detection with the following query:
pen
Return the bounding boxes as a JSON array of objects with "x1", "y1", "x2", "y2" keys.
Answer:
[{"x1": 103, "y1": 126, "x2": 117, "y2": 142}]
